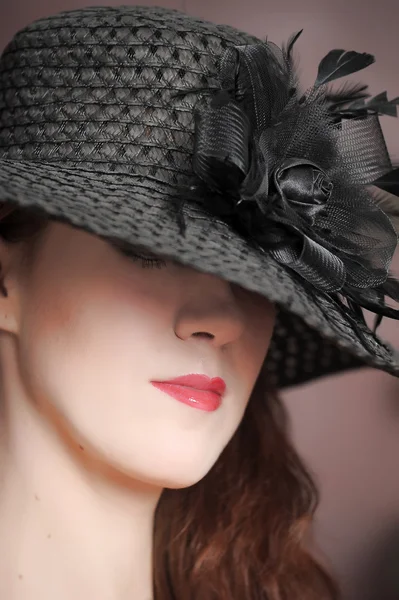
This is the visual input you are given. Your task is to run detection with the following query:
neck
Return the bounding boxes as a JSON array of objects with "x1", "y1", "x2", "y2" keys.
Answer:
[{"x1": 0, "y1": 381, "x2": 160, "y2": 600}]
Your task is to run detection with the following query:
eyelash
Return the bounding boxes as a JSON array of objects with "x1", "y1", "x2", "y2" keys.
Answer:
[
  {"x1": 136, "y1": 256, "x2": 167, "y2": 269},
  {"x1": 117, "y1": 246, "x2": 167, "y2": 269}
]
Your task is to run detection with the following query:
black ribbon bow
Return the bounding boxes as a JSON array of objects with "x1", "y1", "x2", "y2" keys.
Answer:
[{"x1": 174, "y1": 32, "x2": 399, "y2": 329}]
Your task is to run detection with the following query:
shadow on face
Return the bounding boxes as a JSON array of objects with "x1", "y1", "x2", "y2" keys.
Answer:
[{"x1": 0, "y1": 220, "x2": 276, "y2": 489}]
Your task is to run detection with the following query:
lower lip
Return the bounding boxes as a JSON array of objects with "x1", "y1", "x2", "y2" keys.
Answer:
[{"x1": 151, "y1": 382, "x2": 222, "y2": 412}]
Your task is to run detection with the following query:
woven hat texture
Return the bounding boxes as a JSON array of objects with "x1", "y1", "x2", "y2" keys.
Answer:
[{"x1": 0, "y1": 5, "x2": 398, "y2": 388}]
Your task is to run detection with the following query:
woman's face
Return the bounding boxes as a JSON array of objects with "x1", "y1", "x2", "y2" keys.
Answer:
[{"x1": 7, "y1": 221, "x2": 276, "y2": 488}]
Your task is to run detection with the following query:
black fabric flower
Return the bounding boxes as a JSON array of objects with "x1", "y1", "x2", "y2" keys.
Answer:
[{"x1": 173, "y1": 33, "x2": 399, "y2": 328}]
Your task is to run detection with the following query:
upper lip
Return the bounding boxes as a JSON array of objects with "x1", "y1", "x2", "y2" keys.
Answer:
[{"x1": 153, "y1": 374, "x2": 226, "y2": 396}]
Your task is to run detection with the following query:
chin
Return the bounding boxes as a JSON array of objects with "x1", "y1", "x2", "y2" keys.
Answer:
[
  {"x1": 160, "y1": 471, "x2": 209, "y2": 490},
  {"x1": 130, "y1": 457, "x2": 219, "y2": 491},
  {"x1": 95, "y1": 434, "x2": 225, "y2": 490},
  {"x1": 155, "y1": 450, "x2": 223, "y2": 489}
]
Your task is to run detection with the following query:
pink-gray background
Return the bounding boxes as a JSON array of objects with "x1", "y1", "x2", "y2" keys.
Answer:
[{"x1": 1, "y1": 1, "x2": 398, "y2": 598}]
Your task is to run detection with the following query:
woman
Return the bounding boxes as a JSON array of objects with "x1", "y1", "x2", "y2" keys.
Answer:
[{"x1": 0, "y1": 5, "x2": 398, "y2": 600}]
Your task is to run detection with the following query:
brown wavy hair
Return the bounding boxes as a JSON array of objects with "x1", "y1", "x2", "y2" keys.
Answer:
[{"x1": 0, "y1": 201, "x2": 339, "y2": 600}]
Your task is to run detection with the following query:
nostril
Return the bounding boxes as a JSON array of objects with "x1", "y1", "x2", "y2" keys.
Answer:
[{"x1": 193, "y1": 332, "x2": 214, "y2": 339}]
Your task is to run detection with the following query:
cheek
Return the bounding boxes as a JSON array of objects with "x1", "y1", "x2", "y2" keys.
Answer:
[
  {"x1": 17, "y1": 276, "x2": 168, "y2": 447},
  {"x1": 241, "y1": 299, "x2": 276, "y2": 384}
]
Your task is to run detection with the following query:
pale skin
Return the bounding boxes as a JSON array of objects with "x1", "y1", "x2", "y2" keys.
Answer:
[{"x1": 0, "y1": 221, "x2": 276, "y2": 600}]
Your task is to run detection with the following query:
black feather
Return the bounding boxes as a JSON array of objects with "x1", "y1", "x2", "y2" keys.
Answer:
[
  {"x1": 325, "y1": 82, "x2": 370, "y2": 109},
  {"x1": 283, "y1": 29, "x2": 303, "y2": 61},
  {"x1": 281, "y1": 30, "x2": 303, "y2": 94},
  {"x1": 315, "y1": 49, "x2": 375, "y2": 86},
  {"x1": 364, "y1": 92, "x2": 399, "y2": 117}
]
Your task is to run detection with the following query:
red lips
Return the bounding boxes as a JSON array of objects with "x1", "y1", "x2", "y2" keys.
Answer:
[
  {"x1": 150, "y1": 374, "x2": 227, "y2": 412},
  {"x1": 159, "y1": 374, "x2": 226, "y2": 395}
]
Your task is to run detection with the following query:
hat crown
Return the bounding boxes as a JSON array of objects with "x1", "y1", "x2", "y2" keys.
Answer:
[{"x1": 0, "y1": 6, "x2": 258, "y2": 183}]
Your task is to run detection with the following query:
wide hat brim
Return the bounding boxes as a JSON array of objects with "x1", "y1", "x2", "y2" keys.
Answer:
[
  {"x1": 0, "y1": 5, "x2": 398, "y2": 388},
  {"x1": 0, "y1": 157, "x2": 397, "y2": 388}
]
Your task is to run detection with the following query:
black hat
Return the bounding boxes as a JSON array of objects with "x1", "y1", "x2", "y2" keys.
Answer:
[{"x1": 0, "y1": 5, "x2": 399, "y2": 388}]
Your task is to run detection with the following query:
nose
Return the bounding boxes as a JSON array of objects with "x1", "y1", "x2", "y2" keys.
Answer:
[{"x1": 174, "y1": 272, "x2": 246, "y2": 348}]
